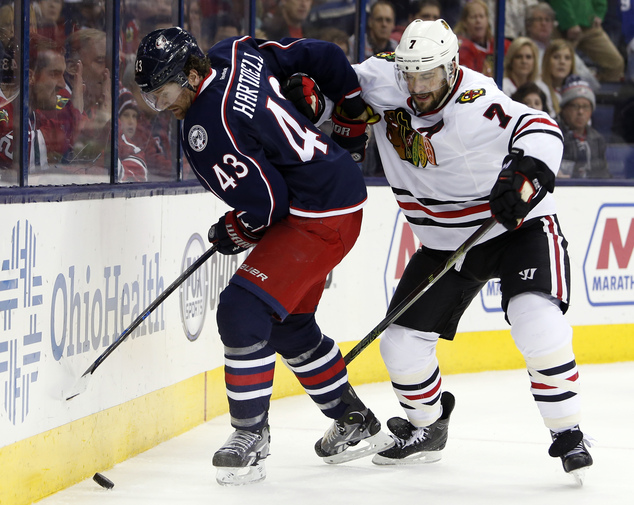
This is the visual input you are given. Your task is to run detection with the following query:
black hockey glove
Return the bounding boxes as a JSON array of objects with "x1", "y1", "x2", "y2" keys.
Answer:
[
  {"x1": 331, "y1": 96, "x2": 380, "y2": 163},
  {"x1": 281, "y1": 73, "x2": 326, "y2": 124},
  {"x1": 489, "y1": 148, "x2": 556, "y2": 231},
  {"x1": 208, "y1": 211, "x2": 264, "y2": 255}
]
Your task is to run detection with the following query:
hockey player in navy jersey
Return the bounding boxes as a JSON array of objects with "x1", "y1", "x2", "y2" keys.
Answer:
[
  {"x1": 286, "y1": 19, "x2": 593, "y2": 483},
  {"x1": 134, "y1": 27, "x2": 392, "y2": 486}
]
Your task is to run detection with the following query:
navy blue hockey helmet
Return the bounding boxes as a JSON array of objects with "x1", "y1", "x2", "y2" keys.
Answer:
[{"x1": 134, "y1": 27, "x2": 205, "y2": 109}]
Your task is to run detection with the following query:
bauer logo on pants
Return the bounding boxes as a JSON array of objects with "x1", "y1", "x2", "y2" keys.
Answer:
[{"x1": 583, "y1": 203, "x2": 634, "y2": 306}]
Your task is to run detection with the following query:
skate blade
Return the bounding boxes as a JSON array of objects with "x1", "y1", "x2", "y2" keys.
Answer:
[
  {"x1": 371, "y1": 450, "x2": 443, "y2": 466},
  {"x1": 215, "y1": 462, "x2": 266, "y2": 486},
  {"x1": 322, "y1": 431, "x2": 394, "y2": 464},
  {"x1": 569, "y1": 467, "x2": 587, "y2": 486}
]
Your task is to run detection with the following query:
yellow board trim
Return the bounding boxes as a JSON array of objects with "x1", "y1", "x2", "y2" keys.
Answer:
[{"x1": 2, "y1": 324, "x2": 632, "y2": 505}]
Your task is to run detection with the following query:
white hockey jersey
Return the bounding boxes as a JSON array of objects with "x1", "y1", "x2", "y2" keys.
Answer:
[{"x1": 355, "y1": 56, "x2": 564, "y2": 250}]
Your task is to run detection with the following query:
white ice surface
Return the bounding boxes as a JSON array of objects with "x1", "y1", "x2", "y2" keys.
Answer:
[{"x1": 37, "y1": 362, "x2": 634, "y2": 505}]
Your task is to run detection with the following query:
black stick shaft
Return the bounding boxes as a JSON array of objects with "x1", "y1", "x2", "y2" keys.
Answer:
[
  {"x1": 344, "y1": 217, "x2": 497, "y2": 365},
  {"x1": 80, "y1": 245, "x2": 218, "y2": 377}
]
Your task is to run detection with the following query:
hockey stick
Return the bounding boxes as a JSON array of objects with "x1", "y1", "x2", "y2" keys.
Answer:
[
  {"x1": 343, "y1": 217, "x2": 497, "y2": 365},
  {"x1": 65, "y1": 244, "x2": 219, "y2": 401}
]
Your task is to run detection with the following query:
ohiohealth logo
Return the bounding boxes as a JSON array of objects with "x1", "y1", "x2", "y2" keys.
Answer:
[
  {"x1": 0, "y1": 220, "x2": 44, "y2": 424},
  {"x1": 583, "y1": 203, "x2": 634, "y2": 306}
]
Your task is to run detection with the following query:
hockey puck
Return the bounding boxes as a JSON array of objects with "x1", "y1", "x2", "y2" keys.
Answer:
[{"x1": 93, "y1": 472, "x2": 114, "y2": 489}]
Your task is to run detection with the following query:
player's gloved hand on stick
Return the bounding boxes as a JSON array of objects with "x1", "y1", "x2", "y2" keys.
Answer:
[
  {"x1": 489, "y1": 148, "x2": 555, "y2": 230},
  {"x1": 208, "y1": 210, "x2": 263, "y2": 255},
  {"x1": 331, "y1": 96, "x2": 380, "y2": 163},
  {"x1": 281, "y1": 73, "x2": 326, "y2": 124}
]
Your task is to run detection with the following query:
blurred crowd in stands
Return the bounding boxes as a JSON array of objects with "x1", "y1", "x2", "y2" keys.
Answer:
[{"x1": 0, "y1": 0, "x2": 632, "y2": 186}]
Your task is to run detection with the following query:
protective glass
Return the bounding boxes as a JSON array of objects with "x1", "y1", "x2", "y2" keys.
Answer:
[{"x1": 141, "y1": 80, "x2": 188, "y2": 112}]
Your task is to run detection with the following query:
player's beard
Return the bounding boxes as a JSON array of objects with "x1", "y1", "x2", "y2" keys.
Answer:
[{"x1": 411, "y1": 81, "x2": 449, "y2": 114}]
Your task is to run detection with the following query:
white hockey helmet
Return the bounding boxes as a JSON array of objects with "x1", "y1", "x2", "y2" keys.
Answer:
[{"x1": 395, "y1": 19, "x2": 460, "y2": 101}]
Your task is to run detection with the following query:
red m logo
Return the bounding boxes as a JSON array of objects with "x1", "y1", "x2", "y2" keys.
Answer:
[{"x1": 596, "y1": 218, "x2": 634, "y2": 269}]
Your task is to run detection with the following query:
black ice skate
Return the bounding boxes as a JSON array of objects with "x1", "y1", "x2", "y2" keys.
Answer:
[
  {"x1": 372, "y1": 391, "x2": 455, "y2": 465},
  {"x1": 549, "y1": 425, "x2": 593, "y2": 485},
  {"x1": 314, "y1": 385, "x2": 393, "y2": 464},
  {"x1": 212, "y1": 425, "x2": 270, "y2": 486}
]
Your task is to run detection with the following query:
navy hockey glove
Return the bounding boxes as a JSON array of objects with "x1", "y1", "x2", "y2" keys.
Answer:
[
  {"x1": 281, "y1": 73, "x2": 326, "y2": 124},
  {"x1": 489, "y1": 148, "x2": 556, "y2": 230},
  {"x1": 331, "y1": 97, "x2": 380, "y2": 163},
  {"x1": 208, "y1": 211, "x2": 263, "y2": 255}
]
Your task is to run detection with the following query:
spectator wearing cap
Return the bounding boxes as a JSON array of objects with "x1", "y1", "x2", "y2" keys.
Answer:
[
  {"x1": 117, "y1": 88, "x2": 148, "y2": 182},
  {"x1": 556, "y1": 80, "x2": 610, "y2": 179}
]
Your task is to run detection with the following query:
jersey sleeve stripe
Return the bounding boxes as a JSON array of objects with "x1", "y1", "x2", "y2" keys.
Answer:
[
  {"x1": 511, "y1": 115, "x2": 563, "y2": 144},
  {"x1": 513, "y1": 128, "x2": 564, "y2": 146}
]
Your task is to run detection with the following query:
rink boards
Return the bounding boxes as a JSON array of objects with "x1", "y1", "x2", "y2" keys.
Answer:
[{"x1": 1, "y1": 185, "x2": 633, "y2": 504}]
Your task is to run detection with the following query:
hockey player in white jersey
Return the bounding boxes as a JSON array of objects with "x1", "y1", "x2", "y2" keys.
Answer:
[
  {"x1": 354, "y1": 19, "x2": 592, "y2": 482},
  {"x1": 286, "y1": 19, "x2": 592, "y2": 482}
]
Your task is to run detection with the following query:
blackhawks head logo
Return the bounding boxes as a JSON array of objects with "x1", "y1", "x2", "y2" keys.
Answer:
[
  {"x1": 456, "y1": 88, "x2": 486, "y2": 104},
  {"x1": 384, "y1": 108, "x2": 437, "y2": 168},
  {"x1": 374, "y1": 51, "x2": 395, "y2": 61}
]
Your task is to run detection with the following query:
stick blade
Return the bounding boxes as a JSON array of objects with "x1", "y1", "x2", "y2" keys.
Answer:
[{"x1": 64, "y1": 372, "x2": 91, "y2": 401}]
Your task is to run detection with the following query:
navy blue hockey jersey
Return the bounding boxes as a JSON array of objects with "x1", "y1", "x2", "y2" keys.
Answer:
[{"x1": 181, "y1": 36, "x2": 367, "y2": 233}]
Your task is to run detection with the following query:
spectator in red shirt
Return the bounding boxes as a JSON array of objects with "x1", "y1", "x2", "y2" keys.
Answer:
[
  {"x1": 0, "y1": 35, "x2": 84, "y2": 173},
  {"x1": 454, "y1": 0, "x2": 510, "y2": 77}
]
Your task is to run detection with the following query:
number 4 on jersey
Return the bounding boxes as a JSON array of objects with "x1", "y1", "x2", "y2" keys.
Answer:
[{"x1": 266, "y1": 98, "x2": 328, "y2": 161}]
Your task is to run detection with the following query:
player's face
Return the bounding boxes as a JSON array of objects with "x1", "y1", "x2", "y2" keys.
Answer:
[
  {"x1": 166, "y1": 90, "x2": 195, "y2": 119},
  {"x1": 143, "y1": 81, "x2": 184, "y2": 111},
  {"x1": 402, "y1": 66, "x2": 448, "y2": 113}
]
